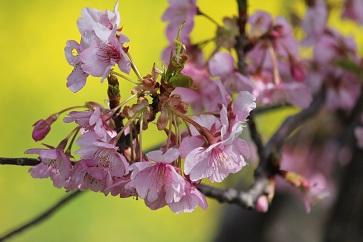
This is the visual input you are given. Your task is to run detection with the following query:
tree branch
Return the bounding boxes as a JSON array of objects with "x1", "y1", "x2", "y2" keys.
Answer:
[
  {"x1": 198, "y1": 180, "x2": 270, "y2": 209},
  {"x1": 0, "y1": 157, "x2": 41, "y2": 166},
  {"x1": 235, "y1": 0, "x2": 249, "y2": 75},
  {"x1": 264, "y1": 95, "x2": 324, "y2": 157},
  {"x1": 0, "y1": 190, "x2": 82, "y2": 242}
]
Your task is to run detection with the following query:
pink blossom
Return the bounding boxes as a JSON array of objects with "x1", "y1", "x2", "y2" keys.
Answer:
[
  {"x1": 173, "y1": 63, "x2": 221, "y2": 112},
  {"x1": 64, "y1": 106, "x2": 114, "y2": 138},
  {"x1": 313, "y1": 28, "x2": 358, "y2": 65},
  {"x1": 128, "y1": 148, "x2": 185, "y2": 210},
  {"x1": 65, "y1": 3, "x2": 131, "y2": 91},
  {"x1": 162, "y1": 0, "x2": 198, "y2": 43},
  {"x1": 77, "y1": 1, "x2": 121, "y2": 42},
  {"x1": 168, "y1": 180, "x2": 208, "y2": 214},
  {"x1": 180, "y1": 114, "x2": 250, "y2": 183},
  {"x1": 248, "y1": 10, "x2": 273, "y2": 39},
  {"x1": 183, "y1": 137, "x2": 250, "y2": 182},
  {"x1": 104, "y1": 176, "x2": 136, "y2": 197},
  {"x1": 279, "y1": 142, "x2": 338, "y2": 212},
  {"x1": 66, "y1": 159, "x2": 109, "y2": 192},
  {"x1": 253, "y1": 78, "x2": 312, "y2": 108},
  {"x1": 64, "y1": 40, "x2": 90, "y2": 92},
  {"x1": 256, "y1": 195, "x2": 269, "y2": 213},
  {"x1": 75, "y1": 131, "x2": 129, "y2": 177},
  {"x1": 66, "y1": 131, "x2": 129, "y2": 192},
  {"x1": 342, "y1": 0, "x2": 363, "y2": 25},
  {"x1": 80, "y1": 36, "x2": 130, "y2": 82},
  {"x1": 301, "y1": 0, "x2": 327, "y2": 45},
  {"x1": 232, "y1": 91, "x2": 256, "y2": 122},
  {"x1": 209, "y1": 52, "x2": 254, "y2": 94},
  {"x1": 325, "y1": 71, "x2": 361, "y2": 111},
  {"x1": 25, "y1": 145, "x2": 72, "y2": 188}
]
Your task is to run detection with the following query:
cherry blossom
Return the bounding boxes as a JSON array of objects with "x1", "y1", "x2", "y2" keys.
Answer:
[
  {"x1": 80, "y1": 36, "x2": 130, "y2": 82},
  {"x1": 342, "y1": 0, "x2": 363, "y2": 25},
  {"x1": 75, "y1": 131, "x2": 129, "y2": 177},
  {"x1": 77, "y1": 1, "x2": 121, "y2": 42},
  {"x1": 64, "y1": 104, "x2": 114, "y2": 138},
  {"x1": 64, "y1": 40, "x2": 90, "y2": 92},
  {"x1": 209, "y1": 52, "x2": 254, "y2": 94},
  {"x1": 180, "y1": 114, "x2": 250, "y2": 183},
  {"x1": 246, "y1": 11, "x2": 312, "y2": 108},
  {"x1": 168, "y1": 180, "x2": 208, "y2": 214},
  {"x1": 25, "y1": 144, "x2": 72, "y2": 188},
  {"x1": 162, "y1": 0, "x2": 198, "y2": 44},
  {"x1": 128, "y1": 148, "x2": 185, "y2": 210},
  {"x1": 301, "y1": 0, "x2": 327, "y2": 45}
]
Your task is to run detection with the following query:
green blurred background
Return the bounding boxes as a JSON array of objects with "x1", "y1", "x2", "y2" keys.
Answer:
[{"x1": 1, "y1": 1, "x2": 362, "y2": 241}]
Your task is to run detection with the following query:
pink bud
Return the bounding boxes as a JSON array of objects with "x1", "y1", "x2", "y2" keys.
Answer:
[
  {"x1": 31, "y1": 114, "x2": 59, "y2": 141},
  {"x1": 302, "y1": 180, "x2": 310, "y2": 189},
  {"x1": 291, "y1": 61, "x2": 307, "y2": 81},
  {"x1": 32, "y1": 120, "x2": 51, "y2": 141},
  {"x1": 256, "y1": 195, "x2": 269, "y2": 213}
]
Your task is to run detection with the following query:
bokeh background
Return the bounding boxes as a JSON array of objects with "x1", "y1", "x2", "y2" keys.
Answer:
[{"x1": 1, "y1": 1, "x2": 362, "y2": 242}]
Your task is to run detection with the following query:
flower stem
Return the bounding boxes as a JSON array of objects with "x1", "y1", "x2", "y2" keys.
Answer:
[
  {"x1": 172, "y1": 109, "x2": 215, "y2": 146},
  {"x1": 197, "y1": 8, "x2": 221, "y2": 27},
  {"x1": 110, "y1": 71, "x2": 140, "y2": 84},
  {"x1": 126, "y1": 52, "x2": 143, "y2": 81}
]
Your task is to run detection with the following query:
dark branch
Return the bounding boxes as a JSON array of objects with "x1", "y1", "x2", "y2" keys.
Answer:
[
  {"x1": 0, "y1": 157, "x2": 40, "y2": 166},
  {"x1": 235, "y1": 0, "x2": 249, "y2": 75},
  {"x1": 247, "y1": 112, "x2": 265, "y2": 161},
  {"x1": 264, "y1": 95, "x2": 324, "y2": 157},
  {"x1": 0, "y1": 190, "x2": 82, "y2": 242}
]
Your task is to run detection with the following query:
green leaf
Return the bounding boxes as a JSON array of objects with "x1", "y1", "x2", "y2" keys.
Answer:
[
  {"x1": 169, "y1": 74, "x2": 193, "y2": 88},
  {"x1": 334, "y1": 58, "x2": 363, "y2": 80}
]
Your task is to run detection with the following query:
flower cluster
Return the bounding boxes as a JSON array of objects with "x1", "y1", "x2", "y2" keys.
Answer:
[
  {"x1": 26, "y1": 1, "x2": 256, "y2": 214},
  {"x1": 25, "y1": 0, "x2": 363, "y2": 215}
]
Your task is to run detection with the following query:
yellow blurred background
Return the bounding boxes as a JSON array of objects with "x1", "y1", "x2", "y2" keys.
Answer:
[{"x1": 1, "y1": 0, "x2": 362, "y2": 242}]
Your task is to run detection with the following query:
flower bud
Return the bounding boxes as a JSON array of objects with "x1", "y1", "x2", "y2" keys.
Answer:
[
  {"x1": 31, "y1": 114, "x2": 59, "y2": 141},
  {"x1": 256, "y1": 195, "x2": 269, "y2": 213}
]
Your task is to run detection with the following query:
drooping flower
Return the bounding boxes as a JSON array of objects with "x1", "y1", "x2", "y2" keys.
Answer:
[
  {"x1": 76, "y1": 131, "x2": 129, "y2": 174},
  {"x1": 128, "y1": 148, "x2": 185, "y2": 210},
  {"x1": 168, "y1": 180, "x2": 208, "y2": 214},
  {"x1": 25, "y1": 144, "x2": 72, "y2": 188}
]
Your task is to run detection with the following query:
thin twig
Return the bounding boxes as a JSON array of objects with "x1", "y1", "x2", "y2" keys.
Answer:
[{"x1": 0, "y1": 190, "x2": 82, "y2": 242}]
